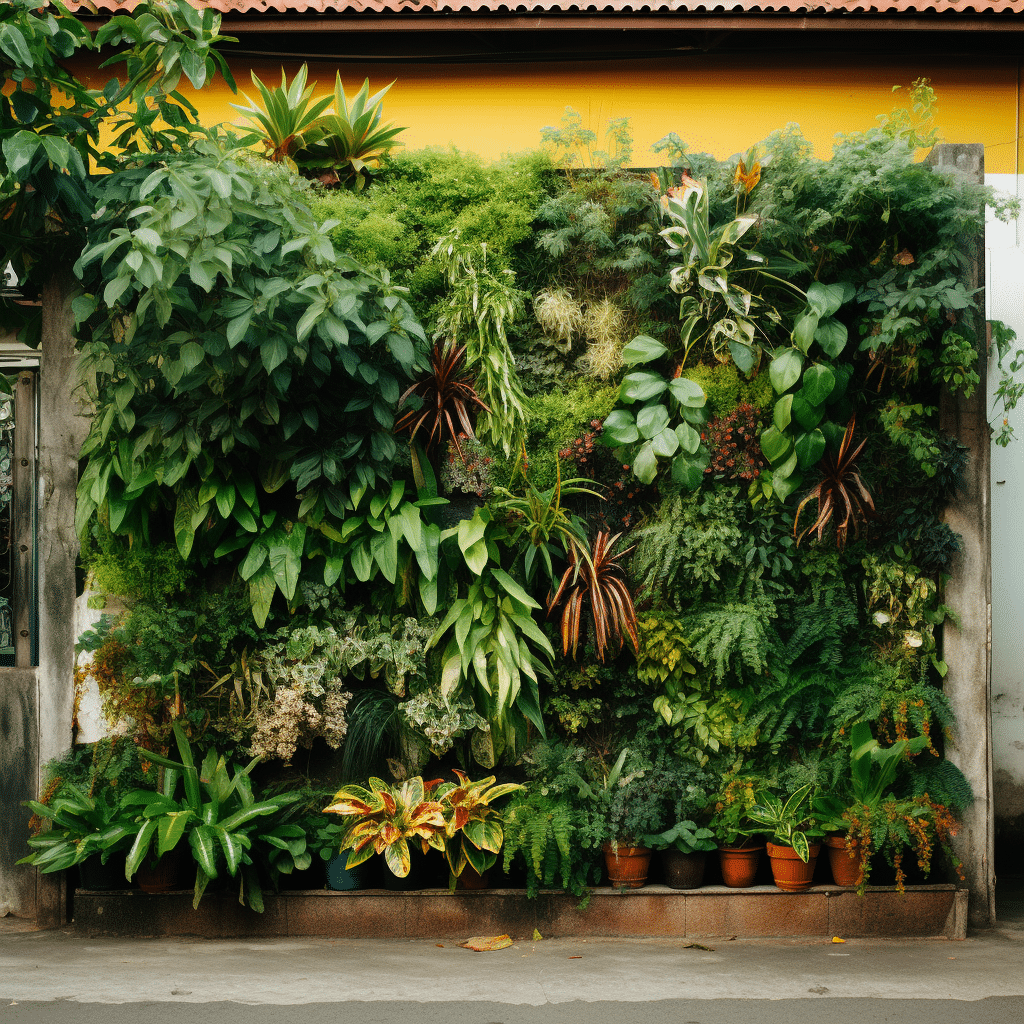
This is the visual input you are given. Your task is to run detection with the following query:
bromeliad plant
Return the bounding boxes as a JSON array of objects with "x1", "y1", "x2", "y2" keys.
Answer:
[
  {"x1": 395, "y1": 341, "x2": 490, "y2": 474},
  {"x1": 324, "y1": 775, "x2": 447, "y2": 878},
  {"x1": 234, "y1": 66, "x2": 406, "y2": 188},
  {"x1": 793, "y1": 416, "x2": 875, "y2": 549},
  {"x1": 122, "y1": 722, "x2": 304, "y2": 910}
]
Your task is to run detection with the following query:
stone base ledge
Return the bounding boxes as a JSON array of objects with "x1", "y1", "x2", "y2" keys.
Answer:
[{"x1": 72, "y1": 883, "x2": 967, "y2": 941}]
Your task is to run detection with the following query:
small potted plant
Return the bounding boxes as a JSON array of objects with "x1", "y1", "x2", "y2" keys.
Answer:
[
  {"x1": 709, "y1": 776, "x2": 764, "y2": 888},
  {"x1": 324, "y1": 775, "x2": 448, "y2": 889},
  {"x1": 590, "y1": 748, "x2": 671, "y2": 888},
  {"x1": 814, "y1": 721, "x2": 960, "y2": 891},
  {"x1": 741, "y1": 785, "x2": 824, "y2": 892},
  {"x1": 437, "y1": 770, "x2": 523, "y2": 889},
  {"x1": 642, "y1": 819, "x2": 716, "y2": 889}
]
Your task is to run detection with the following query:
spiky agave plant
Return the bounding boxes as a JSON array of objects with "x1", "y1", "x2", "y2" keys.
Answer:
[
  {"x1": 548, "y1": 530, "x2": 639, "y2": 663},
  {"x1": 793, "y1": 416, "x2": 875, "y2": 549},
  {"x1": 232, "y1": 65, "x2": 333, "y2": 165}
]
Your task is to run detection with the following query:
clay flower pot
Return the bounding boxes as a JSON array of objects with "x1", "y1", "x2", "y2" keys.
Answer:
[
  {"x1": 766, "y1": 841, "x2": 822, "y2": 892},
  {"x1": 824, "y1": 834, "x2": 862, "y2": 887},
  {"x1": 602, "y1": 842, "x2": 652, "y2": 888},
  {"x1": 718, "y1": 844, "x2": 763, "y2": 888},
  {"x1": 455, "y1": 864, "x2": 490, "y2": 890},
  {"x1": 661, "y1": 850, "x2": 707, "y2": 890},
  {"x1": 136, "y1": 850, "x2": 186, "y2": 893}
]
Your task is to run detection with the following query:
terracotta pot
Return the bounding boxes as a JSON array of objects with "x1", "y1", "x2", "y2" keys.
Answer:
[
  {"x1": 718, "y1": 844, "x2": 763, "y2": 888},
  {"x1": 661, "y1": 850, "x2": 707, "y2": 890},
  {"x1": 824, "y1": 835, "x2": 862, "y2": 887},
  {"x1": 136, "y1": 850, "x2": 186, "y2": 893},
  {"x1": 766, "y1": 841, "x2": 822, "y2": 892},
  {"x1": 602, "y1": 842, "x2": 651, "y2": 888}
]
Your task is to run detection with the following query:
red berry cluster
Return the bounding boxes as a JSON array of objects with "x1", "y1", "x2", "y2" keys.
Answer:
[{"x1": 701, "y1": 403, "x2": 766, "y2": 481}]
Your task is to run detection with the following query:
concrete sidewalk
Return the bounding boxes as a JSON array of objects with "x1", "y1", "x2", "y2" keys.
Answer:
[
  {"x1": 0, "y1": 877, "x2": 1020, "y2": 1008},
  {"x1": 0, "y1": 922, "x2": 1022, "y2": 1007}
]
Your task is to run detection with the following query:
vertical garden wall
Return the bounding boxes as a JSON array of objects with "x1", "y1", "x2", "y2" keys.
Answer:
[{"x1": 2, "y1": 1, "x2": 1018, "y2": 927}]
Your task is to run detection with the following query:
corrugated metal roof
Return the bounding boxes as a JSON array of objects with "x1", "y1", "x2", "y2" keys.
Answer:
[{"x1": 62, "y1": 1, "x2": 1024, "y2": 17}]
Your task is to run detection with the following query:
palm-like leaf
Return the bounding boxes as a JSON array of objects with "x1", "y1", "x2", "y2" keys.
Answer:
[
  {"x1": 793, "y1": 416, "x2": 875, "y2": 550},
  {"x1": 232, "y1": 66, "x2": 333, "y2": 164},
  {"x1": 299, "y1": 75, "x2": 407, "y2": 187},
  {"x1": 395, "y1": 341, "x2": 489, "y2": 465},
  {"x1": 548, "y1": 530, "x2": 640, "y2": 663}
]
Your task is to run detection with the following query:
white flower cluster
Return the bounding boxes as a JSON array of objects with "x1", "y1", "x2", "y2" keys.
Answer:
[{"x1": 249, "y1": 679, "x2": 351, "y2": 763}]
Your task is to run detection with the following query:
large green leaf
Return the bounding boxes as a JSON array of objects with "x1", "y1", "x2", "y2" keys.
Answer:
[
  {"x1": 620, "y1": 334, "x2": 668, "y2": 366},
  {"x1": 602, "y1": 409, "x2": 639, "y2": 445},
  {"x1": 769, "y1": 348, "x2": 804, "y2": 394},
  {"x1": 794, "y1": 429, "x2": 826, "y2": 470},
  {"x1": 800, "y1": 364, "x2": 836, "y2": 407},
  {"x1": 620, "y1": 371, "x2": 668, "y2": 404}
]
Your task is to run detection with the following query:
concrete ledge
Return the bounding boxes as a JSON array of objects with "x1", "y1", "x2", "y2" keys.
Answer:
[{"x1": 71, "y1": 884, "x2": 966, "y2": 941}]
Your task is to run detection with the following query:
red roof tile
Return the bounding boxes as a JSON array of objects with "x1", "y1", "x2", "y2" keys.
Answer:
[{"x1": 62, "y1": 1, "x2": 1024, "y2": 17}]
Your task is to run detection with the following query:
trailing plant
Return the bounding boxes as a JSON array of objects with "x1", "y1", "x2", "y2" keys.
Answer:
[
  {"x1": 431, "y1": 232, "x2": 530, "y2": 456},
  {"x1": 399, "y1": 689, "x2": 489, "y2": 762},
  {"x1": 862, "y1": 551, "x2": 956, "y2": 679}
]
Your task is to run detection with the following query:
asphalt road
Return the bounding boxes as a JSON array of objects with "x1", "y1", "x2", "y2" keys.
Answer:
[{"x1": 4, "y1": 998, "x2": 1024, "y2": 1024}]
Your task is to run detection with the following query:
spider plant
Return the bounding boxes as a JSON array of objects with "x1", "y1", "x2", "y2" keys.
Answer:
[
  {"x1": 548, "y1": 530, "x2": 639, "y2": 663},
  {"x1": 493, "y1": 460, "x2": 603, "y2": 587},
  {"x1": 793, "y1": 416, "x2": 875, "y2": 549},
  {"x1": 395, "y1": 341, "x2": 489, "y2": 461}
]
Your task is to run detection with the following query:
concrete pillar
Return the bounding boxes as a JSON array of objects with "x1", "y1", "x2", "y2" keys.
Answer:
[
  {"x1": 32, "y1": 265, "x2": 90, "y2": 927},
  {"x1": 926, "y1": 144, "x2": 995, "y2": 929}
]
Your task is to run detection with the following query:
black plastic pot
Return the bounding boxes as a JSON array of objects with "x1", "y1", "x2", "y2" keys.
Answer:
[{"x1": 77, "y1": 853, "x2": 129, "y2": 891}]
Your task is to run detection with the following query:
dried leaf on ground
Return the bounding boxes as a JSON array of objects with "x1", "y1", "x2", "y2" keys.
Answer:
[{"x1": 459, "y1": 934, "x2": 512, "y2": 951}]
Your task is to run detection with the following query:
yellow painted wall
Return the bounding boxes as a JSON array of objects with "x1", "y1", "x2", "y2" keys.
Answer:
[{"x1": 73, "y1": 52, "x2": 1023, "y2": 173}]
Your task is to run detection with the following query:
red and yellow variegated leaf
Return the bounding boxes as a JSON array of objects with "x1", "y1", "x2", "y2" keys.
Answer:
[
  {"x1": 384, "y1": 838, "x2": 411, "y2": 877},
  {"x1": 345, "y1": 842, "x2": 376, "y2": 870},
  {"x1": 378, "y1": 821, "x2": 402, "y2": 847},
  {"x1": 463, "y1": 817, "x2": 503, "y2": 854},
  {"x1": 323, "y1": 796, "x2": 376, "y2": 817}
]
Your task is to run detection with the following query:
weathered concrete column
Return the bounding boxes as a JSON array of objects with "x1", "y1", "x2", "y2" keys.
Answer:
[
  {"x1": 33, "y1": 264, "x2": 90, "y2": 927},
  {"x1": 926, "y1": 143, "x2": 994, "y2": 929}
]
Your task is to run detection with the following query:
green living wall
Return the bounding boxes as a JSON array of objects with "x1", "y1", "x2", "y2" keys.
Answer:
[{"x1": 8, "y1": 9, "x2": 1018, "y2": 902}]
